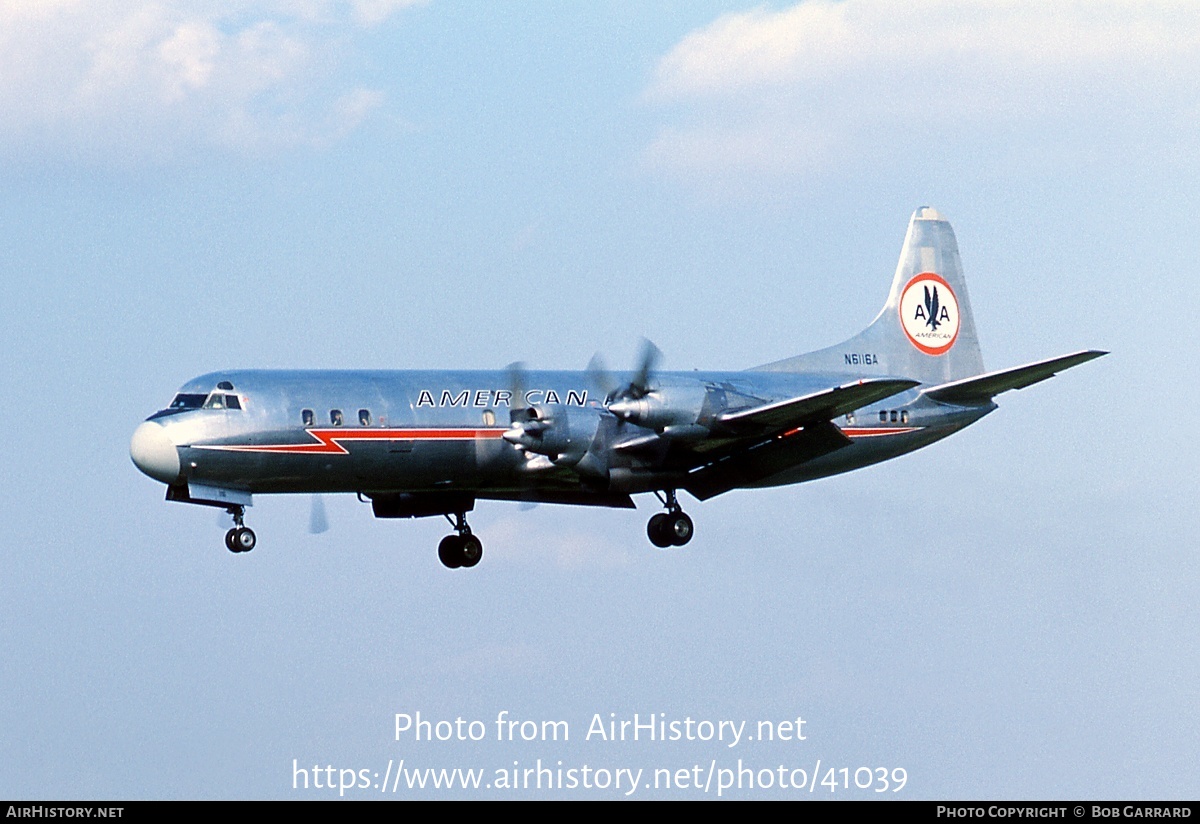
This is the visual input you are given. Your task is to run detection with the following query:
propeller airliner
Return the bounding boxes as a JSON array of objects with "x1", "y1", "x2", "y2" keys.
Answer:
[{"x1": 131, "y1": 208, "x2": 1104, "y2": 568}]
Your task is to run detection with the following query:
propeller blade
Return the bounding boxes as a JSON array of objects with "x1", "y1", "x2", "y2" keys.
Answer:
[
  {"x1": 506, "y1": 361, "x2": 529, "y2": 423},
  {"x1": 589, "y1": 338, "x2": 663, "y2": 409},
  {"x1": 629, "y1": 338, "x2": 661, "y2": 399},
  {"x1": 586, "y1": 352, "x2": 618, "y2": 401},
  {"x1": 309, "y1": 494, "x2": 329, "y2": 534},
  {"x1": 504, "y1": 360, "x2": 544, "y2": 508}
]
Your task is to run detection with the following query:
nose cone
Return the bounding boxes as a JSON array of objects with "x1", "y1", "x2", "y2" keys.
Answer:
[{"x1": 130, "y1": 421, "x2": 181, "y2": 483}]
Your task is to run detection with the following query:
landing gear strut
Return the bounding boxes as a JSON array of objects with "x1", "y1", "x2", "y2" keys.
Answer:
[
  {"x1": 648, "y1": 489, "x2": 693, "y2": 548},
  {"x1": 224, "y1": 505, "x2": 256, "y2": 553},
  {"x1": 438, "y1": 511, "x2": 483, "y2": 569}
]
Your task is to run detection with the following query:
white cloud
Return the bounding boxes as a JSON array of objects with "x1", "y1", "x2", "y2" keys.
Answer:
[
  {"x1": 644, "y1": 0, "x2": 1200, "y2": 181},
  {"x1": 0, "y1": 0, "x2": 415, "y2": 158},
  {"x1": 156, "y1": 20, "x2": 222, "y2": 101},
  {"x1": 348, "y1": 0, "x2": 424, "y2": 27}
]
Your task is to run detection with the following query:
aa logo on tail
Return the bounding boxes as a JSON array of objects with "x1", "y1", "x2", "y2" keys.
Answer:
[{"x1": 899, "y1": 273, "x2": 959, "y2": 356}]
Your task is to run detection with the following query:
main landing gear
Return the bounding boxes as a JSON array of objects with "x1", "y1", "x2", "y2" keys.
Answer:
[
  {"x1": 647, "y1": 489, "x2": 694, "y2": 549},
  {"x1": 224, "y1": 505, "x2": 256, "y2": 554},
  {"x1": 438, "y1": 511, "x2": 483, "y2": 569}
]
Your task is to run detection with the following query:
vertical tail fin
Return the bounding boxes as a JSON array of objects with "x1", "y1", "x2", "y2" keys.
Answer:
[{"x1": 754, "y1": 207, "x2": 985, "y2": 384}]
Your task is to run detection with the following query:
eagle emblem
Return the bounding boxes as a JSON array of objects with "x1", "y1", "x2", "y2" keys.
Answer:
[{"x1": 924, "y1": 285, "x2": 941, "y2": 331}]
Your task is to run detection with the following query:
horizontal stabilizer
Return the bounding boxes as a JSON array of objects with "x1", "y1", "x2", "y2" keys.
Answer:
[
  {"x1": 718, "y1": 378, "x2": 919, "y2": 433},
  {"x1": 922, "y1": 350, "x2": 1107, "y2": 405}
]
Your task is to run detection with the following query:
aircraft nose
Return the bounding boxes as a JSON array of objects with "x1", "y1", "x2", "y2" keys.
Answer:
[{"x1": 130, "y1": 421, "x2": 181, "y2": 483}]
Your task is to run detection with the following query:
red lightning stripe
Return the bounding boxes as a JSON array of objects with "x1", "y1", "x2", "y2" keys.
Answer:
[
  {"x1": 777, "y1": 425, "x2": 922, "y2": 439},
  {"x1": 199, "y1": 424, "x2": 918, "y2": 456},
  {"x1": 196, "y1": 427, "x2": 508, "y2": 455},
  {"x1": 842, "y1": 427, "x2": 921, "y2": 438}
]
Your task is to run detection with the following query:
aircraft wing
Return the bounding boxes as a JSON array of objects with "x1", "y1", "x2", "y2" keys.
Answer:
[
  {"x1": 717, "y1": 378, "x2": 919, "y2": 434},
  {"x1": 921, "y1": 350, "x2": 1107, "y2": 406},
  {"x1": 679, "y1": 378, "x2": 918, "y2": 501},
  {"x1": 684, "y1": 420, "x2": 851, "y2": 500}
]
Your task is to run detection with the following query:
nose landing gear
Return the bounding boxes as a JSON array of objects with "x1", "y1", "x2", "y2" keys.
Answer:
[
  {"x1": 648, "y1": 489, "x2": 694, "y2": 548},
  {"x1": 224, "y1": 505, "x2": 256, "y2": 553},
  {"x1": 438, "y1": 511, "x2": 483, "y2": 569}
]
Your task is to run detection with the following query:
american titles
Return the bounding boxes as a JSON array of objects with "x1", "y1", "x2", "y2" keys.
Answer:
[{"x1": 415, "y1": 389, "x2": 588, "y2": 408}]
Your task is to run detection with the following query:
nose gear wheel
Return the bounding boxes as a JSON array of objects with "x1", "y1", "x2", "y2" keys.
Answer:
[{"x1": 224, "y1": 506, "x2": 256, "y2": 553}]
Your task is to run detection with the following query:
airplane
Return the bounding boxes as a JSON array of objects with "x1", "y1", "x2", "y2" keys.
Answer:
[{"x1": 130, "y1": 207, "x2": 1105, "y2": 569}]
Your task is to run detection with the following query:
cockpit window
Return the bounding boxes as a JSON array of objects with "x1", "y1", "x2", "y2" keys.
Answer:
[
  {"x1": 169, "y1": 394, "x2": 206, "y2": 411},
  {"x1": 217, "y1": 381, "x2": 234, "y2": 391},
  {"x1": 201, "y1": 392, "x2": 243, "y2": 410},
  {"x1": 148, "y1": 392, "x2": 208, "y2": 419}
]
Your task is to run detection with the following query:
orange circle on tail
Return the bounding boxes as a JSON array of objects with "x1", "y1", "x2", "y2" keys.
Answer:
[{"x1": 899, "y1": 273, "x2": 959, "y2": 356}]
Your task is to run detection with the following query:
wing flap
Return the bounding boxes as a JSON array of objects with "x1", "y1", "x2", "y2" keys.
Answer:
[
  {"x1": 684, "y1": 420, "x2": 852, "y2": 501},
  {"x1": 922, "y1": 350, "x2": 1107, "y2": 405}
]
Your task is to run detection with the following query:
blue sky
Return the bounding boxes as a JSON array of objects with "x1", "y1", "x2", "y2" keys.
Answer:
[{"x1": 1, "y1": 0, "x2": 1197, "y2": 799}]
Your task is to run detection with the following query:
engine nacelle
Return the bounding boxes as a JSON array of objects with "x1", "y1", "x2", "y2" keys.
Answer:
[
  {"x1": 606, "y1": 384, "x2": 710, "y2": 431},
  {"x1": 503, "y1": 404, "x2": 606, "y2": 466}
]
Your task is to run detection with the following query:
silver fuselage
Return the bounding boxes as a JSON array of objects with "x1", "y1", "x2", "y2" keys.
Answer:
[{"x1": 132, "y1": 368, "x2": 991, "y2": 502}]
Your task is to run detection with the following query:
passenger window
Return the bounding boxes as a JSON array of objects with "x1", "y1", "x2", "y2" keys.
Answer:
[
  {"x1": 482, "y1": 409, "x2": 496, "y2": 427},
  {"x1": 302, "y1": 409, "x2": 314, "y2": 427},
  {"x1": 900, "y1": 411, "x2": 909, "y2": 424},
  {"x1": 359, "y1": 409, "x2": 371, "y2": 426},
  {"x1": 879, "y1": 410, "x2": 887, "y2": 423},
  {"x1": 845, "y1": 412, "x2": 855, "y2": 425},
  {"x1": 890, "y1": 410, "x2": 898, "y2": 423},
  {"x1": 331, "y1": 409, "x2": 344, "y2": 426}
]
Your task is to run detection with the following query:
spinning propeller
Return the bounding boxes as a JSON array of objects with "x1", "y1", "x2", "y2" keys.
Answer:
[
  {"x1": 500, "y1": 341, "x2": 665, "y2": 481},
  {"x1": 585, "y1": 338, "x2": 662, "y2": 408},
  {"x1": 308, "y1": 494, "x2": 329, "y2": 534}
]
